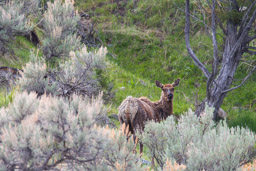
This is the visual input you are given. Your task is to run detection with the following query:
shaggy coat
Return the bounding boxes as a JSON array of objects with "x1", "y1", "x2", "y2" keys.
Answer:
[
  {"x1": 118, "y1": 79, "x2": 180, "y2": 153},
  {"x1": 118, "y1": 96, "x2": 160, "y2": 134}
]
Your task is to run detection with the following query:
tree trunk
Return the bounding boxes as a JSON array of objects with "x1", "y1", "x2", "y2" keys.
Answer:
[
  {"x1": 185, "y1": 0, "x2": 256, "y2": 120},
  {"x1": 198, "y1": 20, "x2": 242, "y2": 119}
]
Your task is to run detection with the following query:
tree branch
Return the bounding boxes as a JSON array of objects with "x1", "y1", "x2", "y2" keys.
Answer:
[
  {"x1": 243, "y1": 46, "x2": 256, "y2": 54},
  {"x1": 175, "y1": 2, "x2": 211, "y2": 30},
  {"x1": 210, "y1": 0, "x2": 219, "y2": 76},
  {"x1": 228, "y1": 7, "x2": 256, "y2": 60},
  {"x1": 222, "y1": 66, "x2": 256, "y2": 93},
  {"x1": 246, "y1": 46, "x2": 256, "y2": 50},
  {"x1": 245, "y1": 35, "x2": 256, "y2": 44},
  {"x1": 215, "y1": 1, "x2": 227, "y2": 35},
  {"x1": 185, "y1": 0, "x2": 210, "y2": 78},
  {"x1": 238, "y1": 1, "x2": 256, "y2": 37},
  {"x1": 216, "y1": 15, "x2": 227, "y2": 35},
  {"x1": 207, "y1": 0, "x2": 219, "y2": 100},
  {"x1": 246, "y1": 50, "x2": 256, "y2": 55}
]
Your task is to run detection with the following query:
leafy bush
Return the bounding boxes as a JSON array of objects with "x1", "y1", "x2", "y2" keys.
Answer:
[
  {"x1": 0, "y1": 91, "x2": 142, "y2": 170},
  {"x1": 0, "y1": 0, "x2": 33, "y2": 52},
  {"x1": 18, "y1": 46, "x2": 106, "y2": 97},
  {"x1": 42, "y1": 0, "x2": 81, "y2": 59},
  {"x1": 141, "y1": 106, "x2": 256, "y2": 170}
]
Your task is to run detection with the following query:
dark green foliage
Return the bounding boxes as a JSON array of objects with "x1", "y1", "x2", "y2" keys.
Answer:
[{"x1": 228, "y1": 109, "x2": 256, "y2": 133}]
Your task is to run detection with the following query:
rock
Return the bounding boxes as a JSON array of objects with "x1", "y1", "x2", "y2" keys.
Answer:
[{"x1": 218, "y1": 108, "x2": 227, "y2": 119}]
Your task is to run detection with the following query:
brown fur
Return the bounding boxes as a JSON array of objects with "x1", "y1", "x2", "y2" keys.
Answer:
[
  {"x1": 118, "y1": 79, "x2": 180, "y2": 155},
  {"x1": 118, "y1": 96, "x2": 159, "y2": 134},
  {"x1": 0, "y1": 67, "x2": 22, "y2": 75}
]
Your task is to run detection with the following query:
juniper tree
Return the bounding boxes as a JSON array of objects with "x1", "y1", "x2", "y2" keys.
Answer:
[
  {"x1": 141, "y1": 106, "x2": 256, "y2": 170},
  {"x1": 42, "y1": 0, "x2": 81, "y2": 60},
  {"x1": 0, "y1": 92, "x2": 142, "y2": 170}
]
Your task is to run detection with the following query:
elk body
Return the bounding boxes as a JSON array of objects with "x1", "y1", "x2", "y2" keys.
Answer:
[{"x1": 118, "y1": 78, "x2": 180, "y2": 154}]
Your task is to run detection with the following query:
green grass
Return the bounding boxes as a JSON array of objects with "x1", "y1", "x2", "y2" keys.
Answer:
[
  {"x1": 227, "y1": 109, "x2": 256, "y2": 132},
  {"x1": 105, "y1": 61, "x2": 192, "y2": 115},
  {"x1": 0, "y1": 91, "x2": 9, "y2": 108},
  {"x1": 13, "y1": 36, "x2": 37, "y2": 66},
  {"x1": 0, "y1": 36, "x2": 36, "y2": 108},
  {"x1": 76, "y1": 0, "x2": 256, "y2": 133},
  {"x1": 0, "y1": 88, "x2": 16, "y2": 108},
  {"x1": 0, "y1": 36, "x2": 37, "y2": 68}
]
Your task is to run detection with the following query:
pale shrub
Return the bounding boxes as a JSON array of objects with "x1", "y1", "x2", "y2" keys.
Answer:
[
  {"x1": 141, "y1": 106, "x2": 256, "y2": 170},
  {"x1": 42, "y1": 0, "x2": 81, "y2": 59},
  {"x1": 0, "y1": 0, "x2": 33, "y2": 52},
  {"x1": 18, "y1": 46, "x2": 106, "y2": 97},
  {"x1": 0, "y1": 92, "x2": 142, "y2": 170}
]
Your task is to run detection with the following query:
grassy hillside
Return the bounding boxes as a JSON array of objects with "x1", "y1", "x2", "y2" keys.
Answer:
[{"x1": 76, "y1": 0, "x2": 256, "y2": 131}]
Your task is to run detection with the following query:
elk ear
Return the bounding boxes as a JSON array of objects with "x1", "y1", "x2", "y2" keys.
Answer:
[
  {"x1": 172, "y1": 78, "x2": 180, "y2": 87},
  {"x1": 155, "y1": 80, "x2": 163, "y2": 88}
]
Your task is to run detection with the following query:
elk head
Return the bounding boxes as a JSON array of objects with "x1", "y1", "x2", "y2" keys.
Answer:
[{"x1": 155, "y1": 78, "x2": 180, "y2": 102}]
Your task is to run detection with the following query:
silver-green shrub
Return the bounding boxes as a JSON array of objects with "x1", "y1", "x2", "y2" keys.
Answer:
[
  {"x1": 57, "y1": 46, "x2": 106, "y2": 97},
  {"x1": 13, "y1": 0, "x2": 39, "y2": 16},
  {"x1": 42, "y1": 0, "x2": 81, "y2": 59},
  {"x1": 18, "y1": 46, "x2": 106, "y2": 97},
  {"x1": 0, "y1": 0, "x2": 33, "y2": 52},
  {"x1": 141, "y1": 106, "x2": 256, "y2": 170},
  {"x1": 18, "y1": 52, "x2": 57, "y2": 96},
  {"x1": 0, "y1": 92, "x2": 142, "y2": 170}
]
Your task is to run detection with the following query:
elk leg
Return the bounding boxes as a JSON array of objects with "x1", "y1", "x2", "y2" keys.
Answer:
[
  {"x1": 139, "y1": 142, "x2": 143, "y2": 157},
  {"x1": 151, "y1": 157, "x2": 155, "y2": 167},
  {"x1": 133, "y1": 135, "x2": 138, "y2": 153}
]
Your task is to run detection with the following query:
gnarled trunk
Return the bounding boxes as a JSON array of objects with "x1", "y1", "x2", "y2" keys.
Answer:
[{"x1": 185, "y1": 0, "x2": 256, "y2": 120}]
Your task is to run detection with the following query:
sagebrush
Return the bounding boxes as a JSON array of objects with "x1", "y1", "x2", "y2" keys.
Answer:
[
  {"x1": 18, "y1": 46, "x2": 106, "y2": 97},
  {"x1": 0, "y1": 92, "x2": 142, "y2": 170},
  {"x1": 0, "y1": 0, "x2": 33, "y2": 52},
  {"x1": 42, "y1": 0, "x2": 81, "y2": 59},
  {"x1": 141, "y1": 106, "x2": 256, "y2": 170}
]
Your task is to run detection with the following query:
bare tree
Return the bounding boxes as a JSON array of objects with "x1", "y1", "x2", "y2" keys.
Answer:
[{"x1": 185, "y1": 0, "x2": 256, "y2": 119}]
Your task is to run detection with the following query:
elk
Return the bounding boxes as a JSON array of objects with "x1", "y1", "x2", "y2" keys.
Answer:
[{"x1": 118, "y1": 78, "x2": 180, "y2": 155}]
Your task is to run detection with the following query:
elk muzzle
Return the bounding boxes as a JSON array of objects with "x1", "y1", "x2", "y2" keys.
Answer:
[{"x1": 167, "y1": 93, "x2": 173, "y2": 101}]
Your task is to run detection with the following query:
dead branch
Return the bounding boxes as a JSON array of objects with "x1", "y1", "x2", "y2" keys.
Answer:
[
  {"x1": 222, "y1": 65, "x2": 256, "y2": 93},
  {"x1": 185, "y1": 0, "x2": 211, "y2": 78}
]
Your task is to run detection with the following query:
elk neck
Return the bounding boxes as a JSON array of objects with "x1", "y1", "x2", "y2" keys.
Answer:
[{"x1": 154, "y1": 95, "x2": 173, "y2": 120}]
